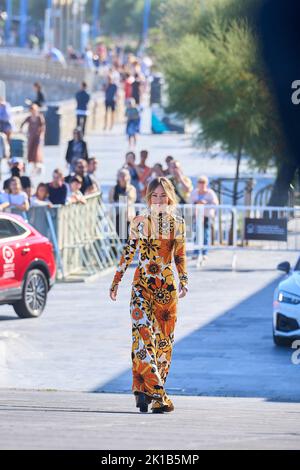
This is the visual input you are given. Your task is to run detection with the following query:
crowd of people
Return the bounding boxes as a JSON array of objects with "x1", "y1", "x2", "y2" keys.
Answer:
[
  {"x1": 0, "y1": 153, "x2": 101, "y2": 215},
  {"x1": 108, "y1": 150, "x2": 219, "y2": 259},
  {"x1": 0, "y1": 46, "x2": 219, "y2": 259}
]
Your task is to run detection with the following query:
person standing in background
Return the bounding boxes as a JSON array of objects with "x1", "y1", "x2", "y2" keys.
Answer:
[
  {"x1": 3, "y1": 157, "x2": 32, "y2": 197},
  {"x1": 164, "y1": 156, "x2": 175, "y2": 177},
  {"x1": 136, "y1": 150, "x2": 152, "y2": 201},
  {"x1": 123, "y1": 151, "x2": 141, "y2": 203},
  {"x1": 124, "y1": 73, "x2": 133, "y2": 101},
  {"x1": 125, "y1": 99, "x2": 140, "y2": 149},
  {"x1": 87, "y1": 157, "x2": 101, "y2": 194},
  {"x1": 20, "y1": 104, "x2": 46, "y2": 176},
  {"x1": 131, "y1": 73, "x2": 142, "y2": 105},
  {"x1": 104, "y1": 75, "x2": 118, "y2": 131},
  {"x1": 109, "y1": 168, "x2": 137, "y2": 238},
  {"x1": 65, "y1": 128, "x2": 89, "y2": 172},
  {"x1": 75, "y1": 82, "x2": 90, "y2": 135},
  {"x1": 169, "y1": 160, "x2": 193, "y2": 204},
  {"x1": 5, "y1": 177, "x2": 30, "y2": 217},
  {"x1": 190, "y1": 175, "x2": 219, "y2": 260},
  {"x1": 33, "y1": 82, "x2": 46, "y2": 108},
  {"x1": 47, "y1": 169, "x2": 68, "y2": 205},
  {"x1": 0, "y1": 97, "x2": 13, "y2": 142}
]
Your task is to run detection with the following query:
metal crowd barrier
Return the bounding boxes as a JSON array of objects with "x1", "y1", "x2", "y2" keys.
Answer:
[
  {"x1": 26, "y1": 194, "x2": 123, "y2": 281},
  {"x1": 9, "y1": 200, "x2": 299, "y2": 279},
  {"x1": 106, "y1": 202, "x2": 300, "y2": 268}
]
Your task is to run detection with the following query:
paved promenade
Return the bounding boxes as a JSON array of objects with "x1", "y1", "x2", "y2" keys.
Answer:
[{"x1": 0, "y1": 123, "x2": 298, "y2": 450}]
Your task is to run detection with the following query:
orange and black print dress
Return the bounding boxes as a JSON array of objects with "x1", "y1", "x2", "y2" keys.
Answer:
[{"x1": 110, "y1": 209, "x2": 188, "y2": 410}]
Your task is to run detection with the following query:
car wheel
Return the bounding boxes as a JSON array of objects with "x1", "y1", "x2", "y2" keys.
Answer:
[
  {"x1": 13, "y1": 269, "x2": 48, "y2": 319},
  {"x1": 273, "y1": 333, "x2": 293, "y2": 347}
]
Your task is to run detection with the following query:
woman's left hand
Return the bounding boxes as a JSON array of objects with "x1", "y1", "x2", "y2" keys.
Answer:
[{"x1": 179, "y1": 283, "x2": 188, "y2": 298}]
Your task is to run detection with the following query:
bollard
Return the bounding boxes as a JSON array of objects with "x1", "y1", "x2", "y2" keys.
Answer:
[{"x1": 44, "y1": 105, "x2": 61, "y2": 146}]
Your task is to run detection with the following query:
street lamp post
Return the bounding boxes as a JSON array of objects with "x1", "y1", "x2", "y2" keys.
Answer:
[
  {"x1": 4, "y1": 0, "x2": 12, "y2": 45},
  {"x1": 92, "y1": 0, "x2": 100, "y2": 40},
  {"x1": 19, "y1": 0, "x2": 28, "y2": 47},
  {"x1": 142, "y1": 0, "x2": 151, "y2": 44}
]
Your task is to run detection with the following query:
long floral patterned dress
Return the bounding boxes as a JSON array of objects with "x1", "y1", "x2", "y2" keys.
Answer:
[{"x1": 110, "y1": 208, "x2": 188, "y2": 410}]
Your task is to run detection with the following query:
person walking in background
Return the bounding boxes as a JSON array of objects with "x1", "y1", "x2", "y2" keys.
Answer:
[
  {"x1": 109, "y1": 177, "x2": 188, "y2": 414},
  {"x1": 65, "y1": 159, "x2": 94, "y2": 195},
  {"x1": 109, "y1": 168, "x2": 136, "y2": 238},
  {"x1": 3, "y1": 157, "x2": 32, "y2": 197},
  {"x1": 169, "y1": 160, "x2": 193, "y2": 204},
  {"x1": 190, "y1": 175, "x2": 219, "y2": 261},
  {"x1": 0, "y1": 96, "x2": 13, "y2": 142},
  {"x1": 131, "y1": 73, "x2": 142, "y2": 105},
  {"x1": 125, "y1": 98, "x2": 140, "y2": 149},
  {"x1": 75, "y1": 82, "x2": 90, "y2": 135},
  {"x1": 123, "y1": 151, "x2": 141, "y2": 203},
  {"x1": 124, "y1": 72, "x2": 133, "y2": 101},
  {"x1": 47, "y1": 169, "x2": 68, "y2": 205},
  {"x1": 31, "y1": 183, "x2": 52, "y2": 207},
  {"x1": 65, "y1": 128, "x2": 89, "y2": 172},
  {"x1": 136, "y1": 150, "x2": 152, "y2": 201},
  {"x1": 104, "y1": 75, "x2": 118, "y2": 131},
  {"x1": 20, "y1": 104, "x2": 46, "y2": 176}
]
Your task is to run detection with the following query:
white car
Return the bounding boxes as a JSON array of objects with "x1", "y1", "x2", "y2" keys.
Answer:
[{"x1": 273, "y1": 260, "x2": 300, "y2": 346}]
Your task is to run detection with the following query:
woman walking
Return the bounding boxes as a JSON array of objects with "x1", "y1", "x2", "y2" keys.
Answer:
[
  {"x1": 109, "y1": 177, "x2": 188, "y2": 413},
  {"x1": 21, "y1": 104, "x2": 45, "y2": 175}
]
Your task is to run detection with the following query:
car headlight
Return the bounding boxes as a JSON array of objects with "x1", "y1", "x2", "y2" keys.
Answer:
[{"x1": 278, "y1": 290, "x2": 300, "y2": 305}]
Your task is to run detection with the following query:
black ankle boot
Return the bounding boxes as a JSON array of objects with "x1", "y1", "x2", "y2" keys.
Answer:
[{"x1": 136, "y1": 392, "x2": 152, "y2": 413}]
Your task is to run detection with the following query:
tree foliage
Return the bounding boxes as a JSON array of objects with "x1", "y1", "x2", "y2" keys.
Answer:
[{"x1": 155, "y1": 0, "x2": 288, "y2": 204}]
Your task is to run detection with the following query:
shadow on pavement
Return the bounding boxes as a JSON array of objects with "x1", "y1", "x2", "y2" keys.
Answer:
[{"x1": 93, "y1": 277, "x2": 300, "y2": 403}]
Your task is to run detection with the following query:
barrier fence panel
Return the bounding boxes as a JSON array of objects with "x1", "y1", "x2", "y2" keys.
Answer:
[
  {"x1": 20, "y1": 200, "x2": 300, "y2": 279},
  {"x1": 27, "y1": 194, "x2": 123, "y2": 281}
]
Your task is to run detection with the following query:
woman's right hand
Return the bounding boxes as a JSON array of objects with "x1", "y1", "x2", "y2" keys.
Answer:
[{"x1": 109, "y1": 284, "x2": 118, "y2": 301}]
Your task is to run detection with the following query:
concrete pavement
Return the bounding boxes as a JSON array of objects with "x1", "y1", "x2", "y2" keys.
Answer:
[
  {"x1": 0, "y1": 250, "x2": 299, "y2": 400},
  {"x1": 0, "y1": 389, "x2": 299, "y2": 450}
]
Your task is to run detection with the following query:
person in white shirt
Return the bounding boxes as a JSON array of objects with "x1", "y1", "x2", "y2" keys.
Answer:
[
  {"x1": 6, "y1": 177, "x2": 30, "y2": 216},
  {"x1": 190, "y1": 175, "x2": 219, "y2": 259}
]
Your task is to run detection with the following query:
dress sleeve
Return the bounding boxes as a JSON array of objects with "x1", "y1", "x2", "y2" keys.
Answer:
[
  {"x1": 174, "y1": 217, "x2": 188, "y2": 288},
  {"x1": 110, "y1": 216, "x2": 139, "y2": 290}
]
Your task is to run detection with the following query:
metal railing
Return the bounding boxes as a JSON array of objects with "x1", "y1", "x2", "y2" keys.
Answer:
[
  {"x1": 7, "y1": 200, "x2": 299, "y2": 278},
  {"x1": 26, "y1": 194, "x2": 123, "y2": 281},
  {"x1": 106, "y1": 202, "x2": 300, "y2": 267}
]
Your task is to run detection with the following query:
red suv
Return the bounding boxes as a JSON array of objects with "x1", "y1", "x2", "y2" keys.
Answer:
[{"x1": 0, "y1": 213, "x2": 56, "y2": 318}]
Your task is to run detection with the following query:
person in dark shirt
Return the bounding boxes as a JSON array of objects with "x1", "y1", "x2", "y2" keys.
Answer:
[
  {"x1": 64, "y1": 159, "x2": 94, "y2": 195},
  {"x1": 104, "y1": 76, "x2": 118, "y2": 131},
  {"x1": 47, "y1": 168, "x2": 68, "y2": 205},
  {"x1": 4, "y1": 157, "x2": 31, "y2": 197},
  {"x1": 33, "y1": 82, "x2": 46, "y2": 108},
  {"x1": 132, "y1": 73, "x2": 141, "y2": 105},
  {"x1": 65, "y1": 128, "x2": 89, "y2": 172},
  {"x1": 75, "y1": 82, "x2": 90, "y2": 135}
]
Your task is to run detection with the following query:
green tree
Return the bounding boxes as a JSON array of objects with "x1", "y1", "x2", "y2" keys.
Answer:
[{"x1": 156, "y1": 0, "x2": 290, "y2": 206}]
